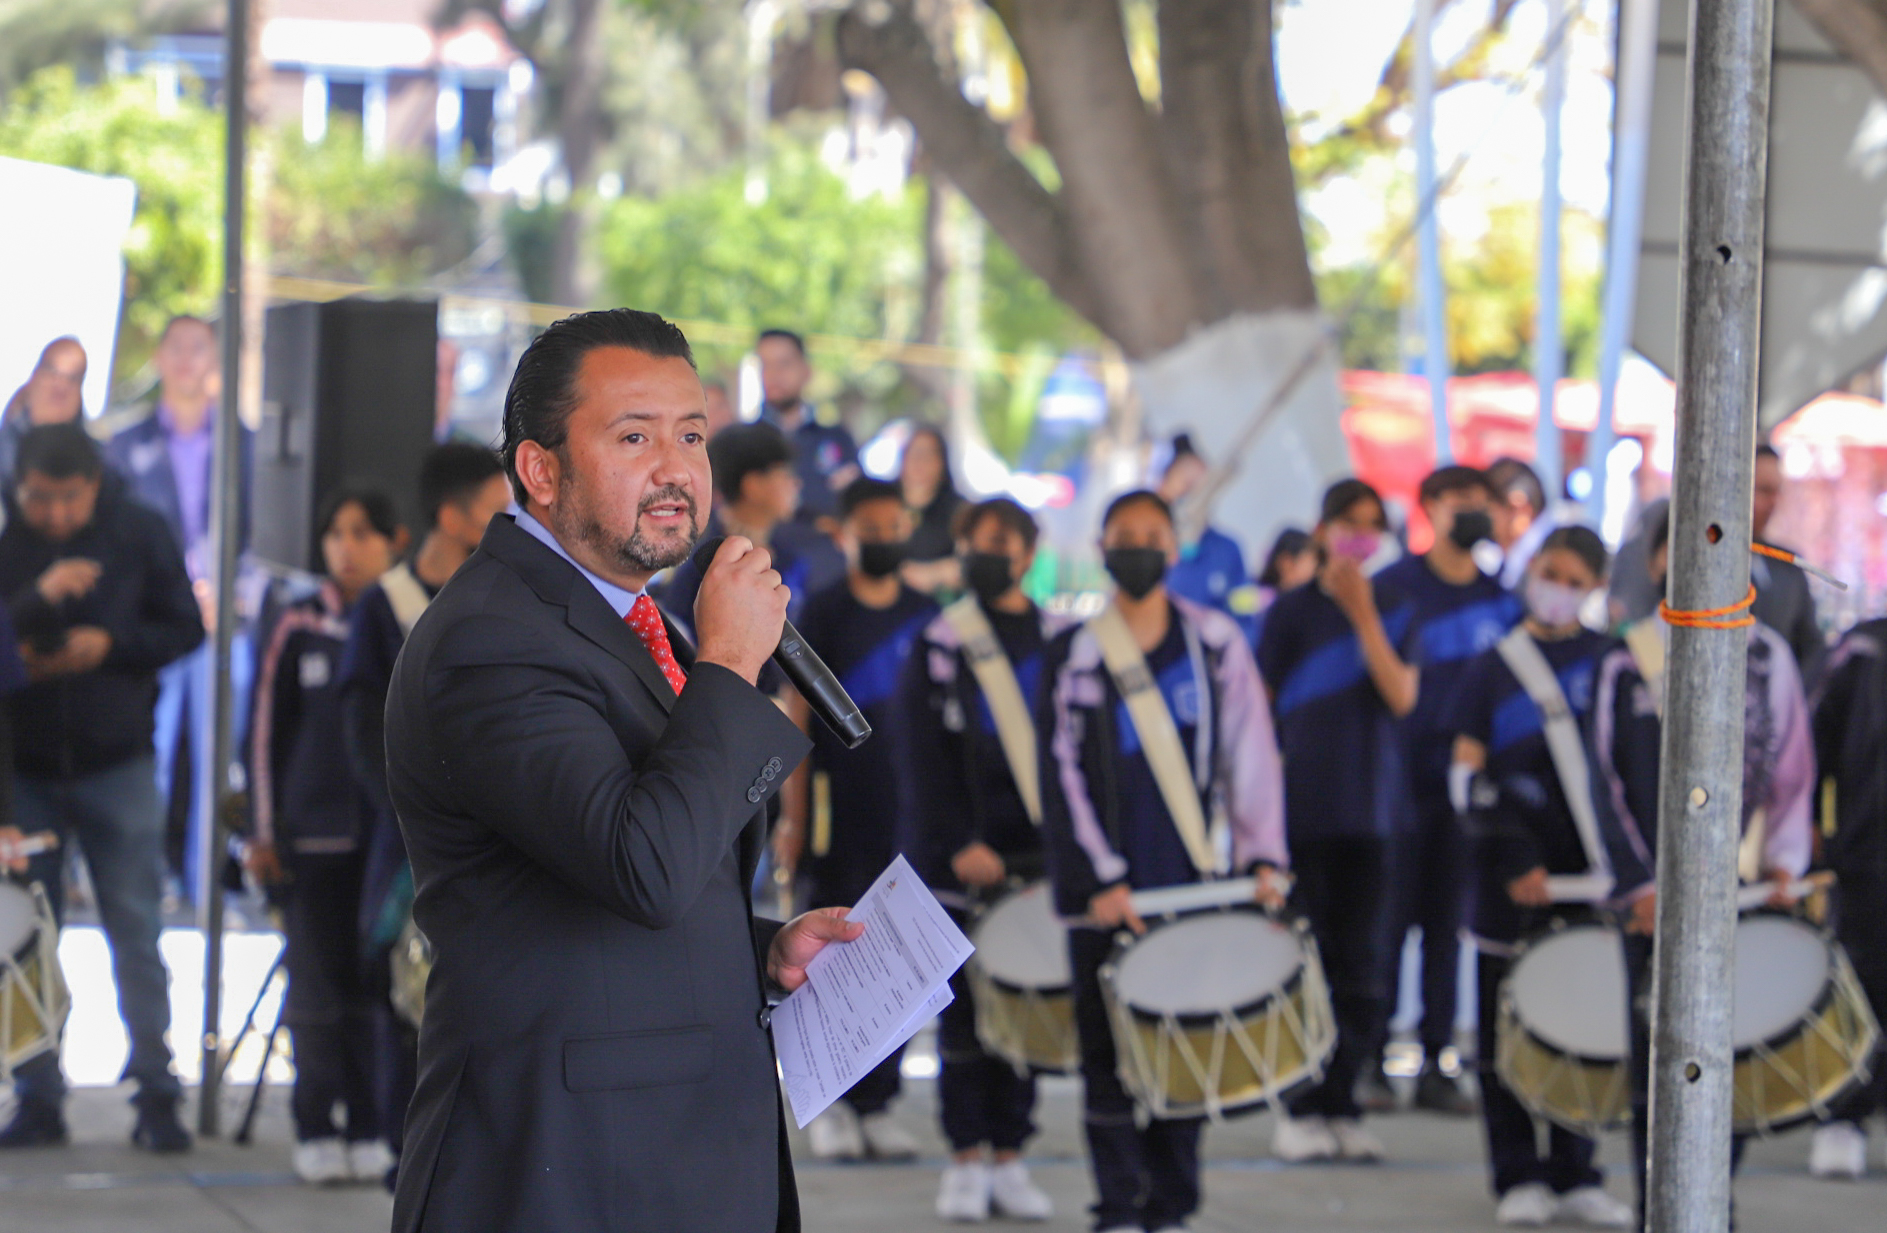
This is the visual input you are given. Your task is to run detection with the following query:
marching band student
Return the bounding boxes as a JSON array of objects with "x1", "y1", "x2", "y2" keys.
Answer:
[
  {"x1": 777, "y1": 477, "x2": 938, "y2": 1163},
  {"x1": 1255, "y1": 478, "x2": 1416, "y2": 1163},
  {"x1": 1806, "y1": 614, "x2": 1887, "y2": 1179},
  {"x1": 245, "y1": 489, "x2": 402, "y2": 1186},
  {"x1": 1041, "y1": 490, "x2": 1288, "y2": 1233},
  {"x1": 1597, "y1": 515, "x2": 1816, "y2": 1223},
  {"x1": 1375, "y1": 465, "x2": 1523, "y2": 1113},
  {"x1": 1444, "y1": 526, "x2": 1635, "y2": 1229},
  {"x1": 898, "y1": 496, "x2": 1062, "y2": 1223}
]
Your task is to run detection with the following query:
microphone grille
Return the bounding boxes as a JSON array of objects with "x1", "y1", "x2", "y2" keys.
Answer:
[{"x1": 691, "y1": 535, "x2": 726, "y2": 572}]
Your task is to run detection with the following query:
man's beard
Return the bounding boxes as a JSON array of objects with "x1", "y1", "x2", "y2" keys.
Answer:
[{"x1": 556, "y1": 475, "x2": 700, "y2": 574}]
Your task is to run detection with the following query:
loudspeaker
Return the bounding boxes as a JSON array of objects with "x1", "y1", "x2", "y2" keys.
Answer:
[{"x1": 255, "y1": 299, "x2": 439, "y2": 573}]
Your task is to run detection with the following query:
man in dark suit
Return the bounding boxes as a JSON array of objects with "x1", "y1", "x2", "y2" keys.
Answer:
[
  {"x1": 1750, "y1": 443, "x2": 1825, "y2": 686},
  {"x1": 384, "y1": 308, "x2": 861, "y2": 1233}
]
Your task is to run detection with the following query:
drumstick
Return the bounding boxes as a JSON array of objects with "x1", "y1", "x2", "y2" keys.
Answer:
[
  {"x1": 1129, "y1": 876, "x2": 1289, "y2": 919},
  {"x1": 1735, "y1": 871, "x2": 1834, "y2": 911},
  {"x1": 0, "y1": 831, "x2": 59, "y2": 861}
]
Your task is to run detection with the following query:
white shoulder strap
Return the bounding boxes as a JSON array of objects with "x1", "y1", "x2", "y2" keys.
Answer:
[
  {"x1": 1088, "y1": 605, "x2": 1221, "y2": 876},
  {"x1": 942, "y1": 597, "x2": 1042, "y2": 826},
  {"x1": 1623, "y1": 619, "x2": 1667, "y2": 717},
  {"x1": 379, "y1": 563, "x2": 432, "y2": 639},
  {"x1": 1494, "y1": 626, "x2": 1614, "y2": 902}
]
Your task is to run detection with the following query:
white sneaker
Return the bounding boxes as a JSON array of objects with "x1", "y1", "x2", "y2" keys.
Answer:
[
  {"x1": 1272, "y1": 1114, "x2": 1339, "y2": 1162},
  {"x1": 858, "y1": 1110, "x2": 920, "y2": 1160},
  {"x1": 1495, "y1": 1182, "x2": 1556, "y2": 1227},
  {"x1": 1809, "y1": 1122, "x2": 1867, "y2": 1179},
  {"x1": 1328, "y1": 1117, "x2": 1384, "y2": 1162},
  {"x1": 988, "y1": 1159, "x2": 1053, "y2": 1220},
  {"x1": 807, "y1": 1104, "x2": 865, "y2": 1160},
  {"x1": 346, "y1": 1139, "x2": 394, "y2": 1184},
  {"x1": 1555, "y1": 1185, "x2": 1634, "y2": 1228},
  {"x1": 292, "y1": 1137, "x2": 351, "y2": 1185},
  {"x1": 936, "y1": 1160, "x2": 992, "y2": 1221}
]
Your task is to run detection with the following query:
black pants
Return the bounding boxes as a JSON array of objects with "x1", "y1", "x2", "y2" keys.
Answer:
[
  {"x1": 1397, "y1": 796, "x2": 1469, "y2": 1059},
  {"x1": 843, "y1": 1046, "x2": 905, "y2": 1117},
  {"x1": 938, "y1": 912, "x2": 1037, "y2": 1153},
  {"x1": 281, "y1": 851, "x2": 380, "y2": 1144},
  {"x1": 1285, "y1": 836, "x2": 1397, "y2": 1121},
  {"x1": 1477, "y1": 950, "x2": 1602, "y2": 1197},
  {"x1": 1829, "y1": 868, "x2": 1887, "y2": 1126},
  {"x1": 1071, "y1": 926, "x2": 1204, "y2": 1233}
]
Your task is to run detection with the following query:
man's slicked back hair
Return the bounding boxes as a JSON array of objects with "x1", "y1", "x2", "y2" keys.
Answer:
[{"x1": 500, "y1": 309, "x2": 696, "y2": 502}]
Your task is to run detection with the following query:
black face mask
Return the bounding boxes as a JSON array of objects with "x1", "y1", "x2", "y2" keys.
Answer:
[
  {"x1": 1448, "y1": 509, "x2": 1494, "y2": 550},
  {"x1": 963, "y1": 551, "x2": 1015, "y2": 604},
  {"x1": 857, "y1": 540, "x2": 907, "y2": 579},
  {"x1": 1104, "y1": 547, "x2": 1168, "y2": 600}
]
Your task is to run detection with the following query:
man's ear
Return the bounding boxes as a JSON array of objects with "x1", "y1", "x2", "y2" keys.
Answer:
[{"x1": 514, "y1": 440, "x2": 561, "y2": 510}]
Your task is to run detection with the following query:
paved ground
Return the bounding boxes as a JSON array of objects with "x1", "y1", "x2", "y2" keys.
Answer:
[{"x1": 3, "y1": 1070, "x2": 1881, "y2": 1232}]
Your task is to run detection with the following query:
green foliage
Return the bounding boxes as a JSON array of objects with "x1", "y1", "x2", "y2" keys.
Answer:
[
  {"x1": 0, "y1": 66, "x2": 478, "y2": 385},
  {"x1": 0, "y1": 0, "x2": 205, "y2": 99},
  {"x1": 0, "y1": 65, "x2": 221, "y2": 378},
  {"x1": 267, "y1": 120, "x2": 478, "y2": 287}
]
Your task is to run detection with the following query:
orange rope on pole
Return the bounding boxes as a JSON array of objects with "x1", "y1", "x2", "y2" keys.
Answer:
[{"x1": 1659, "y1": 584, "x2": 1757, "y2": 629}]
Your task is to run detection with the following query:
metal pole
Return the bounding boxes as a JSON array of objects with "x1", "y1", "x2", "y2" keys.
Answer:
[
  {"x1": 198, "y1": 0, "x2": 250, "y2": 1137},
  {"x1": 1589, "y1": 0, "x2": 1661, "y2": 530},
  {"x1": 1647, "y1": 0, "x2": 1771, "y2": 1228},
  {"x1": 1534, "y1": 0, "x2": 1568, "y2": 496},
  {"x1": 1413, "y1": 0, "x2": 1452, "y2": 465}
]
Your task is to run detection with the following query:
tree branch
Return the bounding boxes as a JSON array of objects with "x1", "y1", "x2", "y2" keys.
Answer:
[
  {"x1": 836, "y1": 3, "x2": 1111, "y2": 335},
  {"x1": 1791, "y1": 0, "x2": 1887, "y2": 98}
]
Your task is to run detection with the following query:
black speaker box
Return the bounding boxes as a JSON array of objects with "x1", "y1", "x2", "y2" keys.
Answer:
[{"x1": 255, "y1": 298, "x2": 439, "y2": 573}]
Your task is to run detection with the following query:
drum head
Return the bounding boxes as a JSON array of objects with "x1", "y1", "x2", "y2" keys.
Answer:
[
  {"x1": 973, "y1": 884, "x2": 1072, "y2": 990},
  {"x1": 0, "y1": 883, "x2": 38, "y2": 955},
  {"x1": 1508, "y1": 926, "x2": 1629, "y2": 1060},
  {"x1": 1115, "y1": 911, "x2": 1299, "y2": 1016},
  {"x1": 1733, "y1": 915, "x2": 1829, "y2": 1048}
]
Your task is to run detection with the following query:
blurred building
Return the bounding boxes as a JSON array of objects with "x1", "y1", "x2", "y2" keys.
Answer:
[{"x1": 108, "y1": 0, "x2": 534, "y2": 193}]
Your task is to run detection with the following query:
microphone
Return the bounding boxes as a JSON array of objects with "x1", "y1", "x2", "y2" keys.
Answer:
[{"x1": 691, "y1": 536, "x2": 873, "y2": 749}]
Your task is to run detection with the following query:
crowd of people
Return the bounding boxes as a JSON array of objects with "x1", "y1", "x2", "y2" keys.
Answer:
[{"x1": 0, "y1": 317, "x2": 1883, "y2": 1233}]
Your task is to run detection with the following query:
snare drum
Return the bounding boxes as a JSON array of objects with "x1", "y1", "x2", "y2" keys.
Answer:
[
  {"x1": 1730, "y1": 912, "x2": 1880, "y2": 1135},
  {"x1": 1496, "y1": 922, "x2": 1633, "y2": 1136},
  {"x1": 968, "y1": 883, "x2": 1078, "y2": 1074},
  {"x1": 1100, "y1": 906, "x2": 1335, "y2": 1121},
  {"x1": 1, "y1": 880, "x2": 70, "y2": 1079}
]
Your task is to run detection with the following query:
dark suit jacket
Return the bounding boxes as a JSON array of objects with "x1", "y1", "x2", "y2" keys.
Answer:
[
  {"x1": 385, "y1": 514, "x2": 811, "y2": 1233},
  {"x1": 1751, "y1": 545, "x2": 1825, "y2": 687}
]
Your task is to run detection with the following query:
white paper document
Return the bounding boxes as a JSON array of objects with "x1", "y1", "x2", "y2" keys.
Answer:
[{"x1": 772, "y1": 855, "x2": 974, "y2": 1129}]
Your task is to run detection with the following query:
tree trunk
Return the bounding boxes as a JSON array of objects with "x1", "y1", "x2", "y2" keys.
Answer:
[
  {"x1": 997, "y1": 1, "x2": 1210, "y2": 355},
  {"x1": 1791, "y1": 0, "x2": 1887, "y2": 96},
  {"x1": 836, "y1": 4, "x2": 1108, "y2": 333},
  {"x1": 549, "y1": 0, "x2": 604, "y2": 306},
  {"x1": 1157, "y1": 0, "x2": 1317, "y2": 317}
]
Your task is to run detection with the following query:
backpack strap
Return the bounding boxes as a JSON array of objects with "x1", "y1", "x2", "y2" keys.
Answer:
[{"x1": 379, "y1": 563, "x2": 432, "y2": 638}]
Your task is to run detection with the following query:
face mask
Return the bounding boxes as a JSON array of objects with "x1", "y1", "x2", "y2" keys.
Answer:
[
  {"x1": 1524, "y1": 576, "x2": 1588, "y2": 628},
  {"x1": 963, "y1": 551, "x2": 1015, "y2": 604},
  {"x1": 1448, "y1": 509, "x2": 1493, "y2": 551},
  {"x1": 857, "y1": 540, "x2": 907, "y2": 579},
  {"x1": 1327, "y1": 529, "x2": 1382, "y2": 563},
  {"x1": 1104, "y1": 546, "x2": 1168, "y2": 600}
]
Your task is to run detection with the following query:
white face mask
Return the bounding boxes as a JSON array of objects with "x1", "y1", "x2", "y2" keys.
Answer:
[{"x1": 1524, "y1": 576, "x2": 1588, "y2": 628}]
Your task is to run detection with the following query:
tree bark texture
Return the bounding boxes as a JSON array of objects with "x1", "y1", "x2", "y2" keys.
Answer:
[{"x1": 550, "y1": 0, "x2": 605, "y2": 306}]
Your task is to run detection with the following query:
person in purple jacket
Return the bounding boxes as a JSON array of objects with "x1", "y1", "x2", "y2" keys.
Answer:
[{"x1": 1041, "y1": 490, "x2": 1287, "y2": 1233}]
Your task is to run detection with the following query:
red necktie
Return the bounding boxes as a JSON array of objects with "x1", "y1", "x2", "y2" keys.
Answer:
[{"x1": 625, "y1": 595, "x2": 687, "y2": 695}]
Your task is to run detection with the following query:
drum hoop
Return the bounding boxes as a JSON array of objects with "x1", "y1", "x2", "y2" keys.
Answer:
[{"x1": 977, "y1": 971, "x2": 1074, "y2": 999}]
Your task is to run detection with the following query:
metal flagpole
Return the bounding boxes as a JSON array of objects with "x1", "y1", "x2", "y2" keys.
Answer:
[
  {"x1": 1414, "y1": 0, "x2": 1452, "y2": 465},
  {"x1": 1646, "y1": 0, "x2": 1772, "y2": 1227},
  {"x1": 1588, "y1": 0, "x2": 1660, "y2": 531},
  {"x1": 198, "y1": 0, "x2": 251, "y2": 1137},
  {"x1": 1533, "y1": 0, "x2": 1568, "y2": 497}
]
